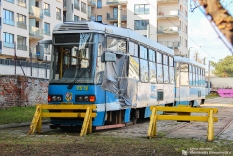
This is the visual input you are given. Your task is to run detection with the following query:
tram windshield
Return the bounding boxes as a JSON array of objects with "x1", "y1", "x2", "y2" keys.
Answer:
[{"x1": 50, "y1": 33, "x2": 97, "y2": 84}]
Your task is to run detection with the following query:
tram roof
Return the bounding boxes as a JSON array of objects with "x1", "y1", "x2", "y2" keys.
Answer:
[
  {"x1": 53, "y1": 21, "x2": 174, "y2": 56},
  {"x1": 174, "y1": 56, "x2": 206, "y2": 69}
]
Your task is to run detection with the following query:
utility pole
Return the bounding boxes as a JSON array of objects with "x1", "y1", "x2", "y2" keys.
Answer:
[
  {"x1": 147, "y1": 24, "x2": 150, "y2": 39},
  {"x1": 208, "y1": 60, "x2": 211, "y2": 94},
  {"x1": 195, "y1": 52, "x2": 198, "y2": 61},
  {"x1": 188, "y1": 47, "x2": 193, "y2": 58},
  {"x1": 203, "y1": 57, "x2": 206, "y2": 65},
  {"x1": 118, "y1": 5, "x2": 121, "y2": 28}
]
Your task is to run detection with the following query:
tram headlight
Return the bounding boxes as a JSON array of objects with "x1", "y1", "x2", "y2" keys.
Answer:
[
  {"x1": 57, "y1": 96, "x2": 62, "y2": 101},
  {"x1": 78, "y1": 96, "x2": 83, "y2": 101},
  {"x1": 84, "y1": 96, "x2": 89, "y2": 101},
  {"x1": 52, "y1": 96, "x2": 57, "y2": 101},
  {"x1": 48, "y1": 95, "x2": 63, "y2": 102}
]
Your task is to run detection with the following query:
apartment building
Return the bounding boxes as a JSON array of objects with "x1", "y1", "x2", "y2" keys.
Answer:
[
  {"x1": 0, "y1": 0, "x2": 188, "y2": 77},
  {"x1": 93, "y1": 0, "x2": 188, "y2": 56}
]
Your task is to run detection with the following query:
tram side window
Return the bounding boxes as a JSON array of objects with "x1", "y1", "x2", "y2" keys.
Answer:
[
  {"x1": 139, "y1": 46, "x2": 148, "y2": 82},
  {"x1": 129, "y1": 41, "x2": 138, "y2": 57},
  {"x1": 180, "y1": 63, "x2": 189, "y2": 86},
  {"x1": 169, "y1": 56, "x2": 174, "y2": 84},
  {"x1": 95, "y1": 34, "x2": 105, "y2": 84},
  {"x1": 163, "y1": 54, "x2": 169, "y2": 84},
  {"x1": 193, "y1": 66, "x2": 196, "y2": 86},
  {"x1": 189, "y1": 64, "x2": 193, "y2": 86},
  {"x1": 195, "y1": 67, "x2": 199, "y2": 86},
  {"x1": 157, "y1": 52, "x2": 163, "y2": 83},
  {"x1": 175, "y1": 62, "x2": 180, "y2": 87},
  {"x1": 149, "y1": 49, "x2": 156, "y2": 83},
  {"x1": 129, "y1": 56, "x2": 140, "y2": 80},
  {"x1": 202, "y1": 69, "x2": 205, "y2": 86},
  {"x1": 106, "y1": 37, "x2": 126, "y2": 53}
]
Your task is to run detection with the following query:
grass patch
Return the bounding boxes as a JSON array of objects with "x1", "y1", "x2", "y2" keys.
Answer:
[
  {"x1": 0, "y1": 106, "x2": 37, "y2": 125},
  {"x1": 0, "y1": 132, "x2": 233, "y2": 156}
]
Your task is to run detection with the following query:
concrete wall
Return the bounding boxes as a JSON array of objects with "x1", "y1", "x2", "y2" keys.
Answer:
[{"x1": 0, "y1": 75, "x2": 49, "y2": 108}]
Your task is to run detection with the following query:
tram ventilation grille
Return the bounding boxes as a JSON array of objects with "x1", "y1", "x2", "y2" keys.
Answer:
[
  {"x1": 58, "y1": 23, "x2": 89, "y2": 31},
  {"x1": 157, "y1": 90, "x2": 164, "y2": 101}
]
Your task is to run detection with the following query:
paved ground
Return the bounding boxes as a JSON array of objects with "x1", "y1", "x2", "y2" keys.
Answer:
[{"x1": 1, "y1": 97, "x2": 233, "y2": 141}]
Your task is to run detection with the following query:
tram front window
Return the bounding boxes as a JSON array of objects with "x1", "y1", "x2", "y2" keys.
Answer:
[{"x1": 51, "y1": 33, "x2": 96, "y2": 84}]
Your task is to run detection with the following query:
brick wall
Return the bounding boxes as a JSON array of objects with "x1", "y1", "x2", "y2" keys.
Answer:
[{"x1": 0, "y1": 75, "x2": 49, "y2": 108}]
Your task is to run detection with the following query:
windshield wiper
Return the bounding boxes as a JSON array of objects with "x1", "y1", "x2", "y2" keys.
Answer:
[{"x1": 67, "y1": 67, "x2": 91, "y2": 89}]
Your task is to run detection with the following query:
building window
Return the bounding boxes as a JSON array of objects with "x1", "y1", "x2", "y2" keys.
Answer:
[
  {"x1": 56, "y1": 8, "x2": 61, "y2": 20},
  {"x1": 74, "y1": 15, "x2": 79, "y2": 21},
  {"x1": 3, "y1": 32, "x2": 14, "y2": 49},
  {"x1": 81, "y1": 2, "x2": 86, "y2": 13},
  {"x1": 74, "y1": 0, "x2": 80, "y2": 10},
  {"x1": 17, "y1": 0, "x2": 26, "y2": 8},
  {"x1": 81, "y1": 18, "x2": 86, "y2": 21},
  {"x1": 134, "y1": 4, "x2": 149, "y2": 15},
  {"x1": 44, "y1": 22, "x2": 50, "y2": 35},
  {"x1": 97, "y1": 0, "x2": 102, "y2": 8},
  {"x1": 17, "y1": 13, "x2": 27, "y2": 29},
  {"x1": 134, "y1": 20, "x2": 149, "y2": 30},
  {"x1": 97, "y1": 15, "x2": 102, "y2": 21},
  {"x1": 17, "y1": 35, "x2": 27, "y2": 51},
  {"x1": 3, "y1": 9, "x2": 15, "y2": 26},
  {"x1": 44, "y1": 3, "x2": 50, "y2": 16}
]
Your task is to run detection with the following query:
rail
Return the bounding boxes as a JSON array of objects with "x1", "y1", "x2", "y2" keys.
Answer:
[
  {"x1": 28, "y1": 104, "x2": 97, "y2": 136},
  {"x1": 147, "y1": 106, "x2": 218, "y2": 141}
]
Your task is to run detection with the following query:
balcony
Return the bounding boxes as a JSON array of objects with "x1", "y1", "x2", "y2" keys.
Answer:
[
  {"x1": 106, "y1": 12, "x2": 127, "y2": 21},
  {"x1": 106, "y1": 0, "x2": 127, "y2": 6},
  {"x1": 5, "y1": 0, "x2": 14, "y2": 3},
  {"x1": 17, "y1": 0, "x2": 26, "y2": 8},
  {"x1": 87, "y1": 0, "x2": 95, "y2": 7},
  {"x1": 17, "y1": 22, "x2": 27, "y2": 29},
  {"x1": 44, "y1": 9, "x2": 50, "y2": 17},
  {"x1": 88, "y1": 12, "x2": 96, "y2": 21},
  {"x1": 3, "y1": 18, "x2": 15, "y2": 26},
  {"x1": 157, "y1": 0, "x2": 179, "y2": 3},
  {"x1": 29, "y1": 5, "x2": 43, "y2": 19},
  {"x1": 157, "y1": 26, "x2": 179, "y2": 35},
  {"x1": 158, "y1": 41, "x2": 180, "y2": 49},
  {"x1": 29, "y1": 26, "x2": 44, "y2": 39},
  {"x1": 157, "y1": 9, "x2": 179, "y2": 19},
  {"x1": 44, "y1": 30, "x2": 50, "y2": 36},
  {"x1": 3, "y1": 41, "x2": 14, "y2": 49},
  {"x1": 74, "y1": 4, "x2": 80, "y2": 10},
  {"x1": 17, "y1": 45, "x2": 27, "y2": 51}
]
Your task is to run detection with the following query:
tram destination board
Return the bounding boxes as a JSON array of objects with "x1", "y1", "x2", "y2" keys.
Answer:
[{"x1": 54, "y1": 34, "x2": 80, "y2": 43}]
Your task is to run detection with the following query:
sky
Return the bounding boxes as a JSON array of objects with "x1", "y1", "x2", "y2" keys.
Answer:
[{"x1": 188, "y1": 0, "x2": 233, "y2": 69}]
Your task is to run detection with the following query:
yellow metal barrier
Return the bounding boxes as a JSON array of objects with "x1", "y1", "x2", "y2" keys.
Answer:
[
  {"x1": 28, "y1": 104, "x2": 97, "y2": 137},
  {"x1": 147, "y1": 106, "x2": 218, "y2": 141}
]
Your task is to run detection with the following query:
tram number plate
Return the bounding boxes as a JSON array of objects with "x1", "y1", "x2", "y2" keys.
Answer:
[{"x1": 76, "y1": 86, "x2": 89, "y2": 91}]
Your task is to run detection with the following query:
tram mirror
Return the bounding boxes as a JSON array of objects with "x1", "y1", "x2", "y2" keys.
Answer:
[{"x1": 101, "y1": 52, "x2": 116, "y2": 62}]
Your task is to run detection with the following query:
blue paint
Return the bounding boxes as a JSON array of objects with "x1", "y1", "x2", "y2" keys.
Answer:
[
  {"x1": 144, "y1": 106, "x2": 151, "y2": 118},
  {"x1": 124, "y1": 108, "x2": 131, "y2": 123}
]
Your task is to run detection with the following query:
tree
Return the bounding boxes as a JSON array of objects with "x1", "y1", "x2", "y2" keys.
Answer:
[
  {"x1": 211, "y1": 55, "x2": 233, "y2": 77},
  {"x1": 197, "y1": 0, "x2": 233, "y2": 46}
]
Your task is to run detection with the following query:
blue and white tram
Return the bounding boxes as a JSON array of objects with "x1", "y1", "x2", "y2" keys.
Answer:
[
  {"x1": 174, "y1": 56, "x2": 206, "y2": 107},
  {"x1": 41, "y1": 21, "x2": 176, "y2": 128}
]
